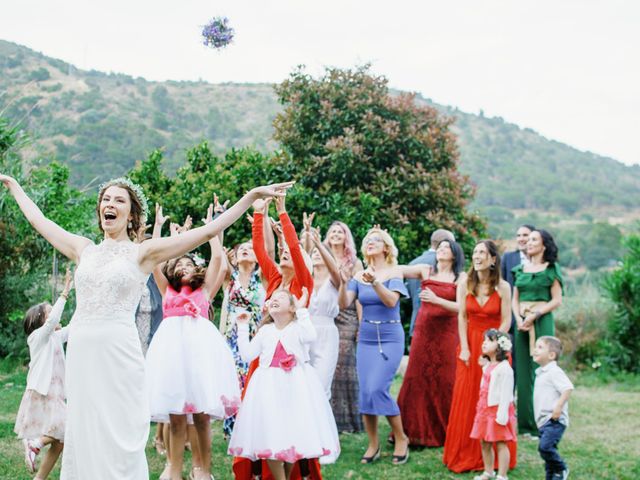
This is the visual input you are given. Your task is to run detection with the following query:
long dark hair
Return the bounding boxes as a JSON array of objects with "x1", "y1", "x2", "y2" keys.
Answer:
[
  {"x1": 433, "y1": 240, "x2": 465, "y2": 280},
  {"x1": 163, "y1": 255, "x2": 206, "y2": 292},
  {"x1": 466, "y1": 240, "x2": 501, "y2": 296},
  {"x1": 534, "y1": 229, "x2": 559, "y2": 264},
  {"x1": 23, "y1": 302, "x2": 50, "y2": 336}
]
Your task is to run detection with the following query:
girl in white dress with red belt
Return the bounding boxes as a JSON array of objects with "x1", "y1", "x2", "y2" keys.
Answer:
[{"x1": 228, "y1": 288, "x2": 340, "y2": 480}]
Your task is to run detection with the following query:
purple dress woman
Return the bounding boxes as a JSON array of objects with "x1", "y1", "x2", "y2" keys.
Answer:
[{"x1": 348, "y1": 278, "x2": 408, "y2": 415}]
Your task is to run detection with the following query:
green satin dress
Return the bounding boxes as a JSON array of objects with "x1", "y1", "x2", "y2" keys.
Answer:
[{"x1": 512, "y1": 263, "x2": 563, "y2": 435}]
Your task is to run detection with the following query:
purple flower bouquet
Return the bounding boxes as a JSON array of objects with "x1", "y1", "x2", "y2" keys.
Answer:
[{"x1": 202, "y1": 17, "x2": 234, "y2": 50}]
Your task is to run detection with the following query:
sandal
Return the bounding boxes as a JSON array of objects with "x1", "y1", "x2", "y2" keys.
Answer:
[
  {"x1": 391, "y1": 447, "x2": 409, "y2": 465},
  {"x1": 360, "y1": 446, "x2": 380, "y2": 464}
]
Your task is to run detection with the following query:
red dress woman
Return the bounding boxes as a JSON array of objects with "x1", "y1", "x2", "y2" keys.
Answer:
[
  {"x1": 443, "y1": 240, "x2": 517, "y2": 473},
  {"x1": 397, "y1": 240, "x2": 465, "y2": 447}
]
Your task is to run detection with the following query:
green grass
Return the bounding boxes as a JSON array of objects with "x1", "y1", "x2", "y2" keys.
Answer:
[{"x1": 0, "y1": 369, "x2": 638, "y2": 479}]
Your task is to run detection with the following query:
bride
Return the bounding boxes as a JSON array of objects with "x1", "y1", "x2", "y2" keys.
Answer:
[{"x1": 0, "y1": 174, "x2": 292, "y2": 479}]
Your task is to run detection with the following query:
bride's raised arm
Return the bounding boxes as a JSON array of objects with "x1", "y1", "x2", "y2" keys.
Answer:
[
  {"x1": 0, "y1": 174, "x2": 91, "y2": 262},
  {"x1": 138, "y1": 182, "x2": 294, "y2": 272}
]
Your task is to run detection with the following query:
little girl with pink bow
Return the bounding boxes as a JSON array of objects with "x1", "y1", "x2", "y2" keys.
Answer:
[{"x1": 228, "y1": 288, "x2": 340, "y2": 480}]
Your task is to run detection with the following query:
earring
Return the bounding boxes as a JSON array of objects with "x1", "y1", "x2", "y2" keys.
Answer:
[
  {"x1": 128, "y1": 221, "x2": 133, "y2": 229},
  {"x1": 490, "y1": 263, "x2": 496, "y2": 270}
]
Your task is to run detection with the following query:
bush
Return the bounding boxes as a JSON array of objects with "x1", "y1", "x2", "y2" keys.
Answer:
[
  {"x1": 603, "y1": 234, "x2": 640, "y2": 373},
  {"x1": 28, "y1": 67, "x2": 50, "y2": 82},
  {"x1": 554, "y1": 277, "x2": 614, "y2": 368}
]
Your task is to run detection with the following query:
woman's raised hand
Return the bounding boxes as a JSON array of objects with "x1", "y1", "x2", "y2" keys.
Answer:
[
  {"x1": 361, "y1": 267, "x2": 377, "y2": 284},
  {"x1": 203, "y1": 203, "x2": 214, "y2": 225},
  {"x1": 292, "y1": 287, "x2": 309, "y2": 310},
  {"x1": 274, "y1": 195, "x2": 286, "y2": 215},
  {"x1": 154, "y1": 203, "x2": 170, "y2": 227},
  {"x1": 62, "y1": 265, "x2": 74, "y2": 296},
  {"x1": 302, "y1": 212, "x2": 316, "y2": 232},
  {"x1": 213, "y1": 193, "x2": 230, "y2": 215},
  {"x1": 339, "y1": 263, "x2": 354, "y2": 284},
  {"x1": 249, "y1": 181, "x2": 294, "y2": 201},
  {"x1": 0, "y1": 174, "x2": 17, "y2": 188}
]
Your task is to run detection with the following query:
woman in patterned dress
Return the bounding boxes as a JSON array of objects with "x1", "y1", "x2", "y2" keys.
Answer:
[{"x1": 221, "y1": 241, "x2": 266, "y2": 437}]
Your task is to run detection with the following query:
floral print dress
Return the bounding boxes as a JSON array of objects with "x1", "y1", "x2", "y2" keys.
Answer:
[{"x1": 223, "y1": 269, "x2": 265, "y2": 436}]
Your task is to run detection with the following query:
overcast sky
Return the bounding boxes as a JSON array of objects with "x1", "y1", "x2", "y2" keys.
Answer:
[{"x1": 2, "y1": 0, "x2": 639, "y2": 165}]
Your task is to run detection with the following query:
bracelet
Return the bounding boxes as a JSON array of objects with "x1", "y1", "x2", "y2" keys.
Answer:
[{"x1": 534, "y1": 311, "x2": 542, "y2": 320}]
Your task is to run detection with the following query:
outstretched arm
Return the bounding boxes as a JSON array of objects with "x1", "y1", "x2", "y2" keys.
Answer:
[
  {"x1": 138, "y1": 183, "x2": 293, "y2": 273},
  {"x1": 1, "y1": 175, "x2": 91, "y2": 262},
  {"x1": 310, "y1": 228, "x2": 340, "y2": 288}
]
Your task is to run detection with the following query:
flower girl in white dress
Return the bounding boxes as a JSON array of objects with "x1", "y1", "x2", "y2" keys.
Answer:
[
  {"x1": 228, "y1": 288, "x2": 340, "y2": 480},
  {"x1": 146, "y1": 203, "x2": 241, "y2": 480},
  {"x1": 15, "y1": 268, "x2": 73, "y2": 479}
]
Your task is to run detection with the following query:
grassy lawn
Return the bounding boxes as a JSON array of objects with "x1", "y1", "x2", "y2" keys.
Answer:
[{"x1": 0, "y1": 369, "x2": 638, "y2": 479}]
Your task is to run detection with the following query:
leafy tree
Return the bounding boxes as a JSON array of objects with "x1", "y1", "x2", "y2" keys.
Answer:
[
  {"x1": 603, "y1": 234, "x2": 640, "y2": 373},
  {"x1": 128, "y1": 143, "x2": 276, "y2": 249},
  {"x1": 28, "y1": 67, "x2": 50, "y2": 82},
  {"x1": 272, "y1": 65, "x2": 485, "y2": 260},
  {"x1": 0, "y1": 116, "x2": 94, "y2": 359}
]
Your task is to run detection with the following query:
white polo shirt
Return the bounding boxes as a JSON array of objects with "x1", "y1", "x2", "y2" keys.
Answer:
[{"x1": 534, "y1": 361, "x2": 574, "y2": 428}]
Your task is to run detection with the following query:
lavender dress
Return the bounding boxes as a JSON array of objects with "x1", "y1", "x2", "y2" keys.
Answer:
[{"x1": 348, "y1": 278, "x2": 408, "y2": 416}]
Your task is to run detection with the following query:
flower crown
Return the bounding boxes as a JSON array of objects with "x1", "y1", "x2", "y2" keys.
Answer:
[
  {"x1": 497, "y1": 335, "x2": 513, "y2": 352},
  {"x1": 99, "y1": 177, "x2": 149, "y2": 222},
  {"x1": 191, "y1": 253, "x2": 206, "y2": 267}
]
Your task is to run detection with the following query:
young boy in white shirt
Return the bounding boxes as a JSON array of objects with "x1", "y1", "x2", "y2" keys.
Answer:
[{"x1": 533, "y1": 336, "x2": 574, "y2": 480}]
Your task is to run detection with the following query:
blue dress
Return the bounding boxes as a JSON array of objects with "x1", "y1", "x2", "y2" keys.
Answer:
[{"x1": 348, "y1": 278, "x2": 408, "y2": 416}]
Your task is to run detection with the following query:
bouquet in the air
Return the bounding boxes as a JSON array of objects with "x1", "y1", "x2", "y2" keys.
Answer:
[{"x1": 202, "y1": 17, "x2": 234, "y2": 50}]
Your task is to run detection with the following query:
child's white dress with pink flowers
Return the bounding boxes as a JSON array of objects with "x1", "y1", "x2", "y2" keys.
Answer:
[
  {"x1": 146, "y1": 285, "x2": 241, "y2": 422},
  {"x1": 228, "y1": 308, "x2": 340, "y2": 464}
]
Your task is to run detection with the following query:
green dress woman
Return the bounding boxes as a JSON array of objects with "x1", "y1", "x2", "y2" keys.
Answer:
[{"x1": 512, "y1": 229, "x2": 563, "y2": 435}]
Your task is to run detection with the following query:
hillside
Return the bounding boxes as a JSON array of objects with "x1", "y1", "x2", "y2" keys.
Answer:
[{"x1": 1, "y1": 39, "x2": 639, "y2": 214}]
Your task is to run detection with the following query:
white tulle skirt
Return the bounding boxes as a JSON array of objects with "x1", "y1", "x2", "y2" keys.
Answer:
[
  {"x1": 146, "y1": 315, "x2": 241, "y2": 422},
  {"x1": 228, "y1": 362, "x2": 340, "y2": 464}
]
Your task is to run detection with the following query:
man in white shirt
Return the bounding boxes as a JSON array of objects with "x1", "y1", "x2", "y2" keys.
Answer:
[{"x1": 533, "y1": 336, "x2": 573, "y2": 480}]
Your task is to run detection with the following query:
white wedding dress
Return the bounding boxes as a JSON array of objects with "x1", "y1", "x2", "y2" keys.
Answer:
[{"x1": 61, "y1": 239, "x2": 150, "y2": 479}]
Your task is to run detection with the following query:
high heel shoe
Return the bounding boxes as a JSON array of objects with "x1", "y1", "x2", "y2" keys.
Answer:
[
  {"x1": 392, "y1": 447, "x2": 409, "y2": 465},
  {"x1": 360, "y1": 446, "x2": 381, "y2": 464}
]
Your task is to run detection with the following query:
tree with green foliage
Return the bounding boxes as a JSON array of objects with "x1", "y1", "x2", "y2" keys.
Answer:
[
  {"x1": 272, "y1": 65, "x2": 485, "y2": 260},
  {"x1": 128, "y1": 143, "x2": 276, "y2": 249},
  {"x1": 0, "y1": 116, "x2": 95, "y2": 359},
  {"x1": 603, "y1": 234, "x2": 640, "y2": 373}
]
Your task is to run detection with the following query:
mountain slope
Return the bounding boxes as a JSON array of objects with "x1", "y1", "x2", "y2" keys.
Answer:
[{"x1": 1, "y1": 39, "x2": 638, "y2": 214}]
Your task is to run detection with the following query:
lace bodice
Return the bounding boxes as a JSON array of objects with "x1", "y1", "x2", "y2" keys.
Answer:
[{"x1": 72, "y1": 239, "x2": 149, "y2": 322}]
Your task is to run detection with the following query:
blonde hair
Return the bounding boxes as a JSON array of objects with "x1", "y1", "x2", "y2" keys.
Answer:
[{"x1": 361, "y1": 227, "x2": 398, "y2": 267}]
